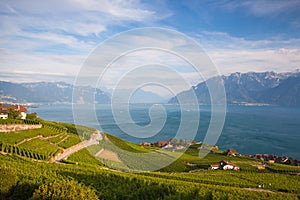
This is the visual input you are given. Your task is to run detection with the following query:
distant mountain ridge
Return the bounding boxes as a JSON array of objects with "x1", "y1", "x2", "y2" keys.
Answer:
[
  {"x1": 169, "y1": 71, "x2": 300, "y2": 106},
  {"x1": 1, "y1": 70, "x2": 300, "y2": 105},
  {"x1": 0, "y1": 81, "x2": 110, "y2": 104}
]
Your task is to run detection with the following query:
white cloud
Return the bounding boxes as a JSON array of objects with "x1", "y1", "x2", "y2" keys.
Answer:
[
  {"x1": 1, "y1": 0, "x2": 300, "y2": 92},
  {"x1": 206, "y1": 48, "x2": 300, "y2": 75},
  {"x1": 188, "y1": 31, "x2": 300, "y2": 74},
  {"x1": 0, "y1": 0, "x2": 163, "y2": 83},
  {"x1": 219, "y1": 0, "x2": 300, "y2": 16},
  {"x1": 0, "y1": 48, "x2": 85, "y2": 83}
]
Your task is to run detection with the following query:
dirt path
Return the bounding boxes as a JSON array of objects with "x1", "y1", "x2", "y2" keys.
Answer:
[
  {"x1": 55, "y1": 131, "x2": 103, "y2": 162},
  {"x1": 16, "y1": 132, "x2": 65, "y2": 146},
  {"x1": 55, "y1": 134, "x2": 69, "y2": 145},
  {"x1": 243, "y1": 188, "x2": 275, "y2": 193}
]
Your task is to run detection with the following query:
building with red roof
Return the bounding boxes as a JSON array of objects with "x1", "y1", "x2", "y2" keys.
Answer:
[{"x1": 0, "y1": 105, "x2": 27, "y2": 119}]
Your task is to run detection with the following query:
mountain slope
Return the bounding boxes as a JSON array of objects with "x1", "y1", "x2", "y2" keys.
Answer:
[
  {"x1": 0, "y1": 81, "x2": 110, "y2": 104},
  {"x1": 169, "y1": 71, "x2": 300, "y2": 106},
  {"x1": 261, "y1": 76, "x2": 300, "y2": 105}
]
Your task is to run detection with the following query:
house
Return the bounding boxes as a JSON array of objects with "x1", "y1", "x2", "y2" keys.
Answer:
[
  {"x1": 226, "y1": 148, "x2": 239, "y2": 156},
  {"x1": 263, "y1": 154, "x2": 269, "y2": 160},
  {"x1": 254, "y1": 154, "x2": 261, "y2": 159},
  {"x1": 219, "y1": 160, "x2": 240, "y2": 171},
  {"x1": 0, "y1": 106, "x2": 9, "y2": 119},
  {"x1": 175, "y1": 145, "x2": 185, "y2": 150},
  {"x1": 140, "y1": 142, "x2": 151, "y2": 146},
  {"x1": 210, "y1": 164, "x2": 219, "y2": 170},
  {"x1": 162, "y1": 143, "x2": 173, "y2": 149},
  {"x1": 155, "y1": 140, "x2": 169, "y2": 148},
  {"x1": 0, "y1": 105, "x2": 27, "y2": 119}
]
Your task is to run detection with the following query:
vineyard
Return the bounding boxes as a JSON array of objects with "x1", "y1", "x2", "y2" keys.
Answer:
[
  {"x1": 1, "y1": 152, "x2": 299, "y2": 199},
  {"x1": 0, "y1": 120, "x2": 300, "y2": 199},
  {"x1": 0, "y1": 120, "x2": 98, "y2": 161}
]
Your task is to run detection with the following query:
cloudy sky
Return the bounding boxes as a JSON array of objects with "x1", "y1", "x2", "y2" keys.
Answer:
[{"x1": 1, "y1": 0, "x2": 300, "y2": 93}]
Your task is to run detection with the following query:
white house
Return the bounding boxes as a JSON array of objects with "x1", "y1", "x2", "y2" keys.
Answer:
[
  {"x1": 0, "y1": 106, "x2": 9, "y2": 119},
  {"x1": 210, "y1": 164, "x2": 219, "y2": 170},
  {"x1": 218, "y1": 160, "x2": 240, "y2": 171},
  {"x1": 0, "y1": 105, "x2": 27, "y2": 119},
  {"x1": 223, "y1": 164, "x2": 235, "y2": 170}
]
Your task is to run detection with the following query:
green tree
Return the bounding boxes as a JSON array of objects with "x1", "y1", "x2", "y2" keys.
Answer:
[
  {"x1": 8, "y1": 108, "x2": 21, "y2": 119},
  {"x1": 32, "y1": 180, "x2": 98, "y2": 200},
  {"x1": 26, "y1": 112, "x2": 39, "y2": 120}
]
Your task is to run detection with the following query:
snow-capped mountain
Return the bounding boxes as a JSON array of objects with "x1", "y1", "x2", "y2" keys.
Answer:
[{"x1": 169, "y1": 71, "x2": 300, "y2": 106}]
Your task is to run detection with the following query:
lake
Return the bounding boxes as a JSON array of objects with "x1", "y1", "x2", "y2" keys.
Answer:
[{"x1": 29, "y1": 104, "x2": 300, "y2": 159}]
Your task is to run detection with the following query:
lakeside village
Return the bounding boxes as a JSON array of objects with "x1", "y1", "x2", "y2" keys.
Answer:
[
  {"x1": 1, "y1": 104, "x2": 300, "y2": 170},
  {"x1": 141, "y1": 139, "x2": 300, "y2": 171}
]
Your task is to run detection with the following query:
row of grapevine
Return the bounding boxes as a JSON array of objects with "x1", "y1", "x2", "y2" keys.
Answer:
[
  {"x1": 0, "y1": 143, "x2": 53, "y2": 161},
  {"x1": 0, "y1": 119, "x2": 40, "y2": 125},
  {"x1": 42, "y1": 124, "x2": 66, "y2": 134}
]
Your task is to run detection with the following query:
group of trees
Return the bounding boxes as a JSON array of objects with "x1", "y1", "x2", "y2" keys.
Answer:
[{"x1": 7, "y1": 109, "x2": 38, "y2": 120}]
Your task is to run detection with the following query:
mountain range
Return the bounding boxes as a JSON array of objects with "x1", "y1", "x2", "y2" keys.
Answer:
[
  {"x1": 169, "y1": 70, "x2": 300, "y2": 106},
  {"x1": 1, "y1": 70, "x2": 300, "y2": 105},
  {"x1": 0, "y1": 81, "x2": 110, "y2": 104}
]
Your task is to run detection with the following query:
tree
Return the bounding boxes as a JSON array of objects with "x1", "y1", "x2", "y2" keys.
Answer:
[
  {"x1": 26, "y1": 112, "x2": 39, "y2": 120},
  {"x1": 8, "y1": 108, "x2": 21, "y2": 119}
]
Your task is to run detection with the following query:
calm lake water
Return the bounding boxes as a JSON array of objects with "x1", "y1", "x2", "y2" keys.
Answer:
[{"x1": 30, "y1": 104, "x2": 300, "y2": 159}]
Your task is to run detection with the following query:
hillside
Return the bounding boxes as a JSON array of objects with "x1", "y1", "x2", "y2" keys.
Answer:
[
  {"x1": 1, "y1": 120, "x2": 300, "y2": 199},
  {"x1": 169, "y1": 71, "x2": 300, "y2": 106}
]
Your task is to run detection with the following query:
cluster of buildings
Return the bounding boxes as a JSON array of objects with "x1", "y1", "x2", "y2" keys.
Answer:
[
  {"x1": 0, "y1": 105, "x2": 27, "y2": 119},
  {"x1": 253, "y1": 154, "x2": 300, "y2": 166},
  {"x1": 140, "y1": 138, "x2": 195, "y2": 152}
]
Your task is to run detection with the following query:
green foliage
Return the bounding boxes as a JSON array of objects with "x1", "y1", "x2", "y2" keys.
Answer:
[
  {"x1": 267, "y1": 163, "x2": 300, "y2": 173},
  {"x1": 8, "y1": 108, "x2": 21, "y2": 119},
  {"x1": 0, "y1": 143, "x2": 49, "y2": 160},
  {"x1": 0, "y1": 151, "x2": 298, "y2": 200},
  {"x1": 26, "y1": 112, "x2": 39, "y2": 120},
  {"x1": 0, "y1": 165, "x2": 18, "y2": 199},
  {"x1": 32, "y1": 180, "x2": 98, "y2": 200},
  {"x1": 66, "y1": 146, "x2": 103, "y2": 166},
  {"x1": 19, "y1": 138, "x2": 61, "y2": 157},
  {"x1": 58, "y1": 135, "x2": 82, "y2": 149},
  {"x1": 0, "y1": 121, "x2": 84, "y2": 161},
  {"x1": 0, "y1": 119, "x2": 40, "y2": 125},
  {"x1": 105, "y1": 133, "x2": 149, "y2": 153}
]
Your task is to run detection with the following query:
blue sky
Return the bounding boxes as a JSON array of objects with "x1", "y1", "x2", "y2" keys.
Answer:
[{"x1": 1, "y1": 0, "x2": 300, "y2": 89}]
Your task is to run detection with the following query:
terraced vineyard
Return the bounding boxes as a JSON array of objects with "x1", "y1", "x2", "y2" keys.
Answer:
[
  {"x1": 0, "y1": 120, "x2": 99, "y2": 161},
  {"x1": 1, "y1": 120, "x2": 300, "y2": 199}
]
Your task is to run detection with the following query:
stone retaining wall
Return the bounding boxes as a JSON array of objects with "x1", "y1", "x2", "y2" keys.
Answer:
[{"x1": 0, "y1": 124, "x2": 42, "y2": 132}]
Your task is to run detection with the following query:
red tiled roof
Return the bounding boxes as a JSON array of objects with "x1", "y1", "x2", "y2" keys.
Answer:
[{"x1": 0, "y1": 105, "x2": 27, "y2": 113}]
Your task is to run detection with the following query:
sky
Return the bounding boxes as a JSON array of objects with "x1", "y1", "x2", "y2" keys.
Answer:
[{"x1": 1, "y1": 0, "x2": 300, "y2": 94}]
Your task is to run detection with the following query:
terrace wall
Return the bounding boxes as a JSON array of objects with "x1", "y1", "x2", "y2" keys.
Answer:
[{"x1": 0, "y1": 124, "x2": 42, "y2": 132}]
